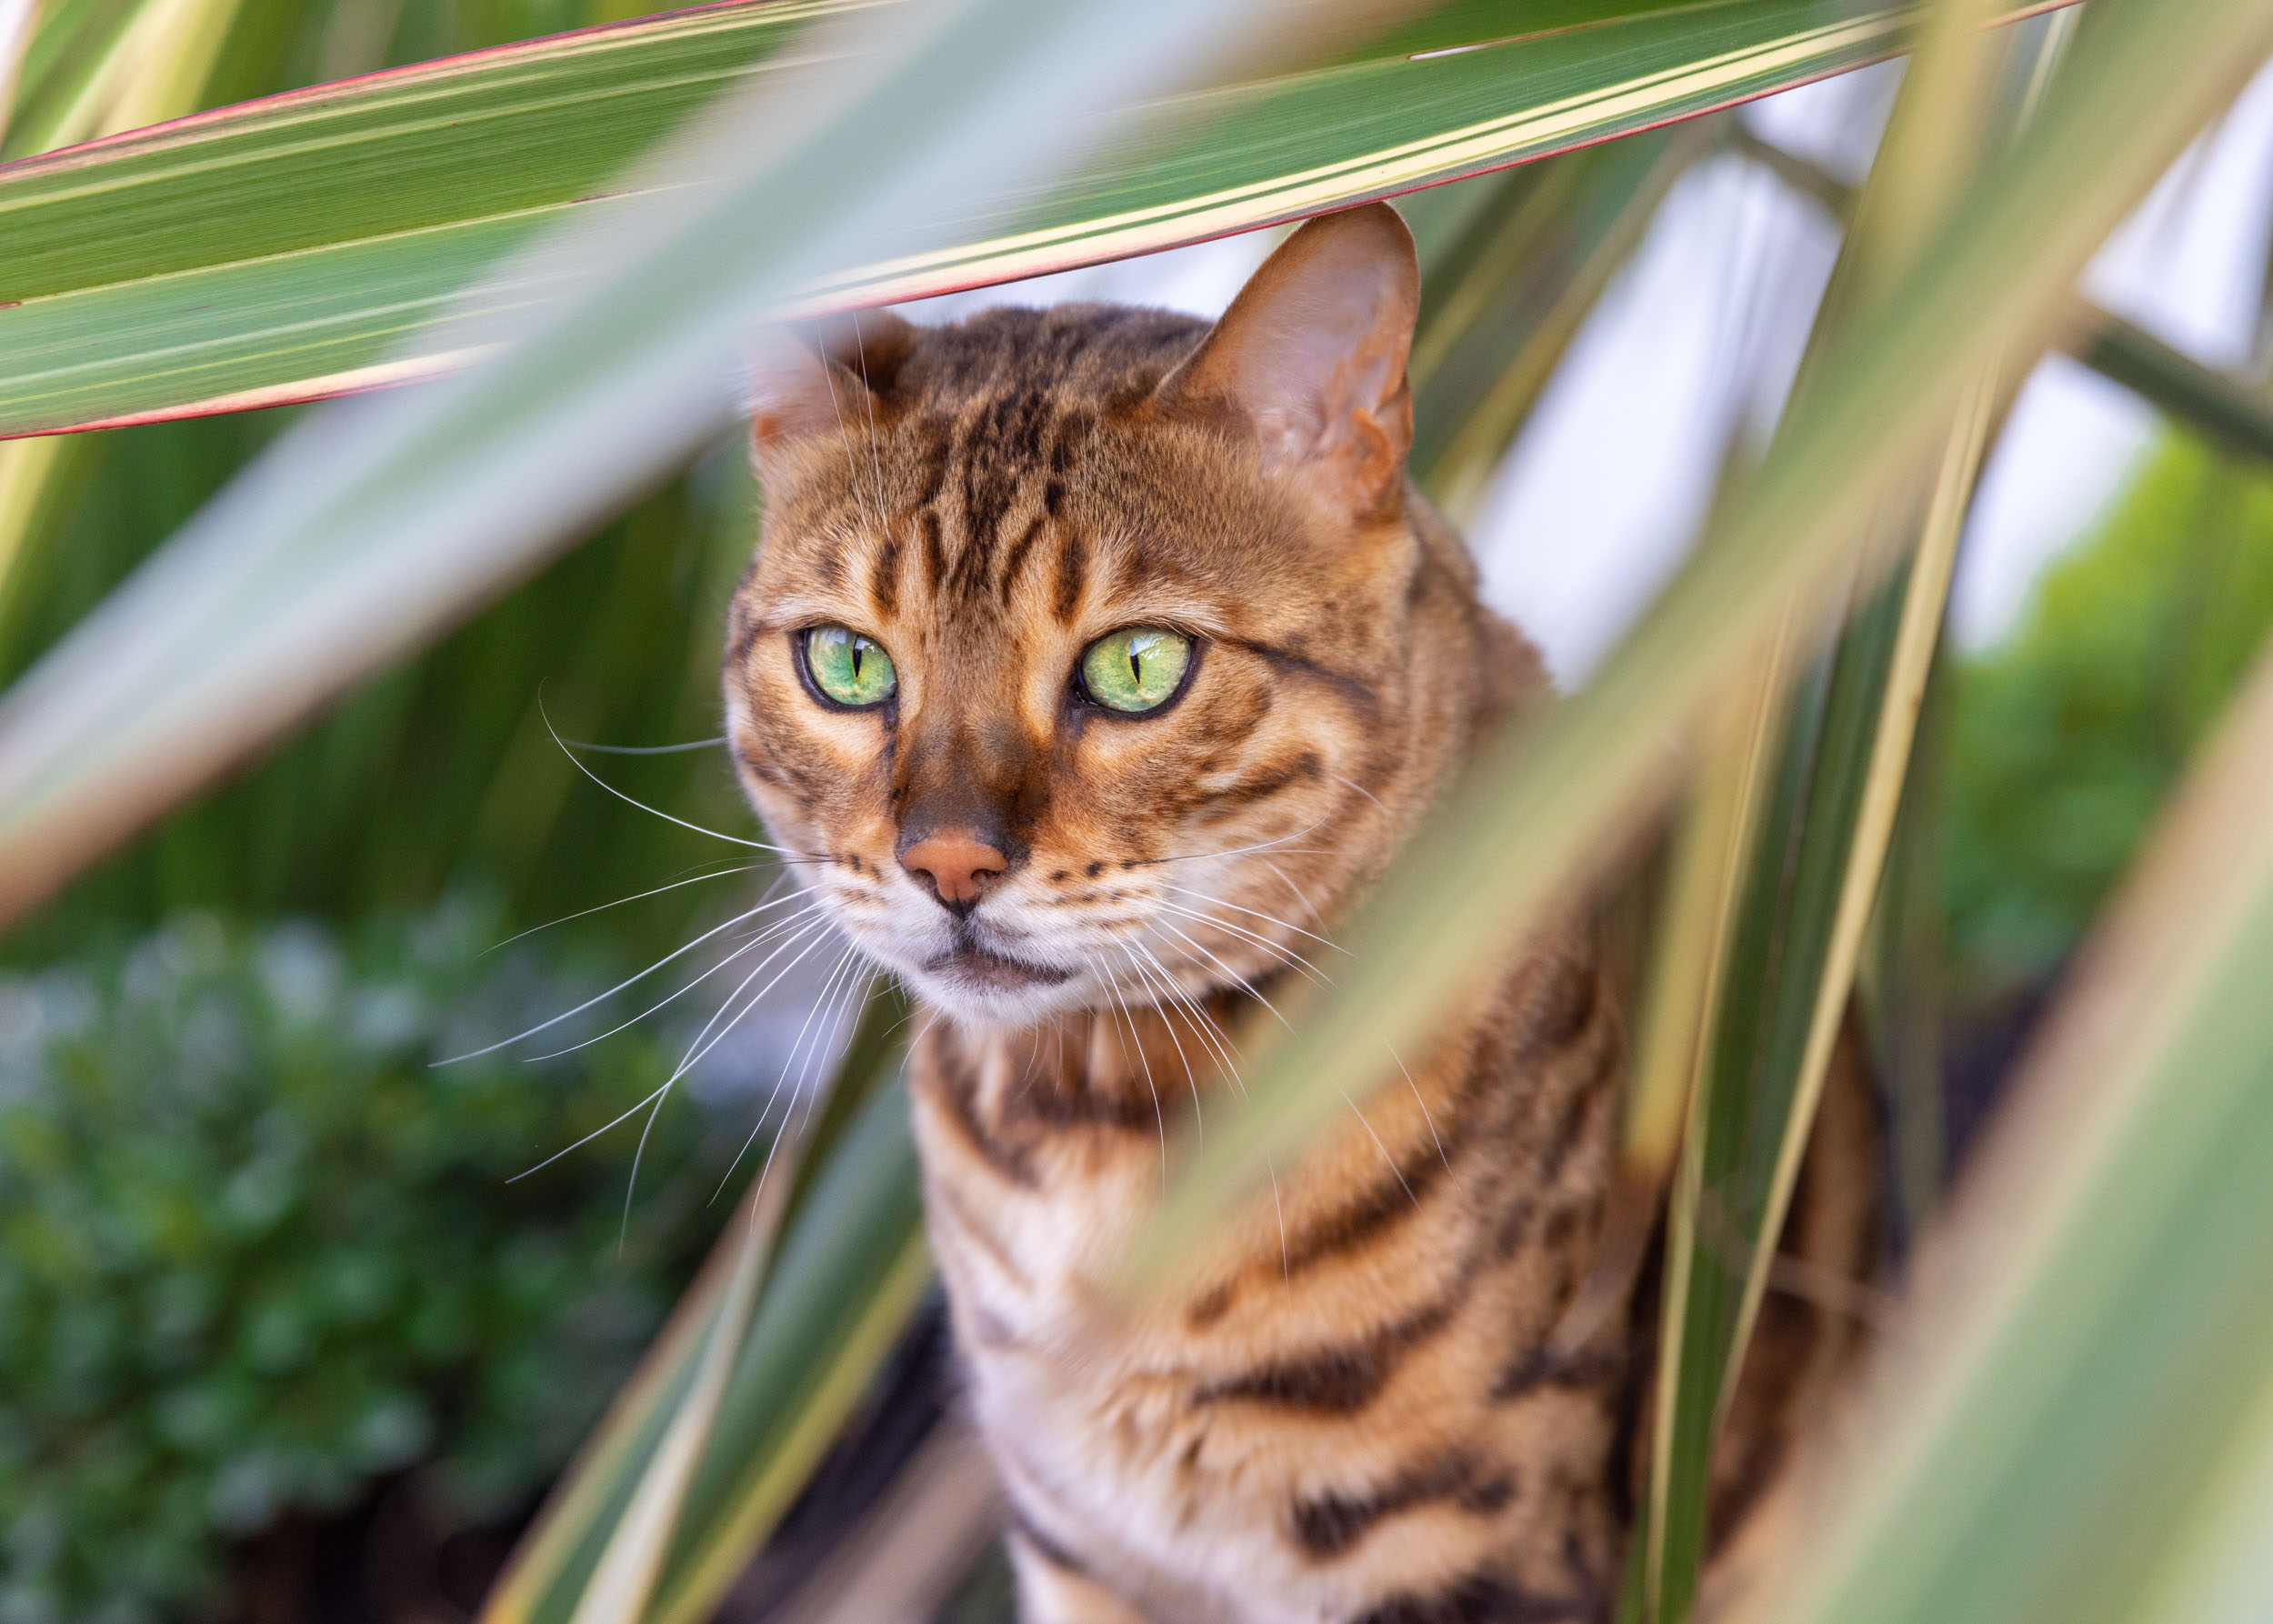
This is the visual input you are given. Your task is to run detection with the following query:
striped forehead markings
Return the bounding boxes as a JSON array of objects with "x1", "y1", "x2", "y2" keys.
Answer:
[
  {"x1": 997, "y1": 516, "x2": 1047, "y2": 607},
  {"x1": 868, "y1": 529, "x2": 903, "y2": 617},
  {"x1": 883, "y1": 393, "x2": 1097, "y2": 613},
  {"x1": 953, "y1": 389, "x2": 1053, "y2": 602},
  {"x1": 1053, "y1": 531, "x2": 1088, "y2": 623},
  {"x1": 919, "y1": 507, "x2": 949, "y2": 596}
]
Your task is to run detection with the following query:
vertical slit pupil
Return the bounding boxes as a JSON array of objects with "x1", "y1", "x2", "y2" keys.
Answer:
[{"x1": 1127, "y1": 647, "x2": 1142, "y2": 685}]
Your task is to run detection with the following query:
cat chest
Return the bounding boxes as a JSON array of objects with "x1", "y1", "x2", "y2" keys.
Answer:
[{"x1": 909, "y1": 1065, "x2": 1627, "y2": 1613}]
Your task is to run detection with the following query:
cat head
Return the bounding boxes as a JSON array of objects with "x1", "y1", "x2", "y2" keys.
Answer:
[{"x1": 724, "y1": 204, "x2": 1532, "y2": 1028}]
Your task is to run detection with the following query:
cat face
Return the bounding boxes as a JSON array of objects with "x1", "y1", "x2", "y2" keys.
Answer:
[{"x1": 724, "y1": 206, "x2": 1503, "y2": 1028}]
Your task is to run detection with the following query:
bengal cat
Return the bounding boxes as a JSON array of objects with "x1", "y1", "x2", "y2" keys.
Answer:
[{"x1": 722, "y1": 204, "x2": 1876, "y2": 1624}]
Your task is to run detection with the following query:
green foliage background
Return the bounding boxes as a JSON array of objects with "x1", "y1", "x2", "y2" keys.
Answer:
[
  {"x1": 0, "y1": 898, "x2": 726, "y2": 1622},
  {"x1": 1945, "y1": 431, "x2": 2273, "y2": 1007}
]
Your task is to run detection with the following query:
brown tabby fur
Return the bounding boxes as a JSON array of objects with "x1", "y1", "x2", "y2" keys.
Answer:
[{"x1": 723, "y1": 206, "x2": 1877, "y2": 1624}]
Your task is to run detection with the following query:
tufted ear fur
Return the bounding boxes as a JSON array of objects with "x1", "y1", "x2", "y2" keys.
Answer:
[
  {"x1": 1157, "y1": 202, "x2": 1420, "y2": 525},
  {"x1": 746, "y1": 309, "x2": 916, "y2": 476}
]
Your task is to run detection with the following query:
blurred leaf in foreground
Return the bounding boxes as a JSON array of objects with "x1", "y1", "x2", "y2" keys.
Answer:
[{"x1": 1743, "y1": 511, "x2": 2273, "y2": 1624}]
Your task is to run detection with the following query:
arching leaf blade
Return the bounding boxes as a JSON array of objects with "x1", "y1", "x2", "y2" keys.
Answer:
[{"x1": 0, "y1": 0, "x2": 2061, "y2": 437}]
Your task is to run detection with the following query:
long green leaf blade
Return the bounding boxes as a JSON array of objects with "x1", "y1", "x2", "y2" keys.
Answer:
[
  {"x1": 2, "y1": 0, "x2": 2050, "y2": 437},
  {"x1": 1647, "y1": 566, "x2": 1905, "y2": 1619},
  {"x1": 1722, "y1": 130, "x2": 2273, "y2": 472},
  {"x1": 523, "y1": 1076, "x2": 928, "y2": 1624},
  {"x1": 1744, "y1": 632, "x2": 2273, "y2": 1624},
  {"x1": 2068, "y1": 306, "x2": 2273, "y2": 466},
  {"x1": 483, "y1": 987, "x2": 915, "y2": 1624},
  {"x1": 0, "y1": 0, "x2": 252, "y2": 662}
]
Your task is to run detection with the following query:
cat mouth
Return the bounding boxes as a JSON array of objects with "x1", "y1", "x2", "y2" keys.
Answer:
[{"x1": 925, "y1": 941, "x2": 1075, "y2": 991}]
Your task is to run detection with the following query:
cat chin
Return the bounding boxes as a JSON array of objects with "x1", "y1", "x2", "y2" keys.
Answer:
[{"x1": 895, "y1": 960, "x2": 1096, "y2": 1031}]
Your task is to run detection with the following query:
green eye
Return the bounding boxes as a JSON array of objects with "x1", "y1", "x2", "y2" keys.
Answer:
[
  {"x1": 1079, "y1": 627, "x2": 1192, "y2": 715},
  {"x1": 803, "y1": 625, "x2": 896, "y2": 707}
]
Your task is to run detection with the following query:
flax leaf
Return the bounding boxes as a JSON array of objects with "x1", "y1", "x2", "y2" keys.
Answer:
[{"x1": 0, "y1": 0, "x2": 2058, "y2": 439}]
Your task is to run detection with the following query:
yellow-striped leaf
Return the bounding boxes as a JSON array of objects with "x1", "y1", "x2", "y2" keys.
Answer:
[{"x1": 4, "y1": 0, "x2": 2031, "y2": 438}]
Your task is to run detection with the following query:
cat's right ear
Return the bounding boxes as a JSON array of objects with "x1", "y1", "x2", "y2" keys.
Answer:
[
  {"x1": 745, "y1": 312, "x2": 914, "y2": 478},
  {"x1": 1156, "y1": 202, "x2": 1420, "y2": 526}
]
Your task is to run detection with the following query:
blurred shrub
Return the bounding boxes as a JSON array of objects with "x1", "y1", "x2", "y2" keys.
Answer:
[
  {"x1": 0, "y1": 898, "x2": 723, "y2": 1624},
  {"x1": 1947, "y1": 432, "x2": 2273, "y2": 1004}
]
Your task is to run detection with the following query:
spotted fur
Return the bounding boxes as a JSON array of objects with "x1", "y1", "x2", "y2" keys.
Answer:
[{"x1": 724, "y1": 206, "x2": 1874, "y2": 1624}]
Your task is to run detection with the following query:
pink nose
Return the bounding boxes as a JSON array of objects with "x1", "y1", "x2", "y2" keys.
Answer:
[{"x1": 900, "y1": 829, "x2": 1007, "y2": 907}]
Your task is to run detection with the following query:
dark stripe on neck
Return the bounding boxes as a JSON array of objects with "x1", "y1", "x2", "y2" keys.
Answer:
[
  {"x1": 1343, "y1": 1571, "x2": 1595, "y2": 1624},
  {"x1": 922, "y1": 1038, "x2": 1037, "y2": 1188},
  {"x1": 1288, "y1": 1450, "x2": 1516, "y2": 1559},
  {"x1": 1192, "y1": 1258, "x2": 1477, "y2": 1416}
]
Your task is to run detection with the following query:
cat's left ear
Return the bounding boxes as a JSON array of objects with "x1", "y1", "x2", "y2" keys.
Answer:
[
  {"x1": 745, "y1": 311, "x2": 916, "y2": 477},
  {"x1": 1157, "y1": 202, "x2": 1419, "y2": 524}
]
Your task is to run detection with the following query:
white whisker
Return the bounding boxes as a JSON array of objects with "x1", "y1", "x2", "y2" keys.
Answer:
[
  {"x1": 1268, "y1": 1158, "x2": 1289, "y2": 1283},
  {"x1": 619, "y1": 1084, "x2": 673, "y2": 1253},
  {"x1": 507, "y1": 1080, "x2": 677, "y2": 1184},
  {"x1": 1128, "y1": 939, "x2": 1245, "y2": 1101},
  {"x1": 1152, "y1": 899, "x2": 1329, "y2": 988},
  {"x1": 726, "y1": 955, "x2": 871, "y2": 1218},
  {"x1": 796, "y1": 969, "x2": 880, "y2": 1143},
  {"x1": 666, "y1": 920, "x2": 838, "y2": 1089},
  {"x1": 486, "y1": 863, "x2": 761, "y2": 953},
  {"x1": 712, "y1": 943, "x2": 863, "y2": 1201},
  {"x1": 736, "y1": 1089, "x2": 801, "y2": 1227},
  {"x1": 1342, "y1": 1088, "x2": 1418, "y2": 1211},
  {"x1": 1334, "y1": 773, "x2": 1387, "y2": 812},
  {"x1": 1161, "y1": 882, "x2": 1345, "y2": 953},
  {"x1": 785, "y1": 947, "x2": 866, "y2": 1107},
  {"x1": 1106, "y1": 959, "x2": 1170, "y2": 1175},
  {"x1": 599, "y1": 918, "x2": 840, "y2": 1203},
  {"x1": 852, "y1": 312, "x2": 892, "y2": 523},
  {"x1": 875, "y1": 997, "x2": 918, "y2": 1048},
  {"x1": 1261, "y1": 859, "x2": 1322, "y2": 923},
  {"x1": 1389, "y1": 1044, "x2": 1449, "y2": 1171},
  {"x1": 438, "y1": 887, "x2": 815, "y2": 1063},
  {"x1": 823, "y1": 336, "x2": 879, "y2": 536},
  {"x1": 517, "y1": 900, "x2": 827, "y2": 1062},
  {"x1": 1136, "y1": 816, "x2": 1339, "y2": 867},
  {"x1": 1150, "y1": 918, "x2": 1297, "y2": 1035},
  {"x1": 1152, "y1": 896, "x2": 1326, "y2": 968},
  {"x1": 1140, "y1": 843, "x2": 1338, "y2": 867},
  {"x1": 709, "y1": 1056, "x2": 801, "y2": 1218},
  {"x1": 1095, "y1": 956, "x2": 1167, "y2": 1185},
  {"x1": 793, "y1": 963, "x2": 876, "y2": 1138},
  {"x1": 725, "y1": 898, "x2": 824, "y2": 942},
  {"x1": 1116, "y1": 944, "x2": 1202, "y2": 1138},
  {"x1": 540, "y1": 698, "x2": 805, "y2": 855},
  {"x1": 563, "y1": 736, "x2": 726, "y2": 756}
]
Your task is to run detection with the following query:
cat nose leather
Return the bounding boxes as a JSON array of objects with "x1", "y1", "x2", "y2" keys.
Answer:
[{"x1": 900, "y1": 829, "x2": 1007, "y2": 910}]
